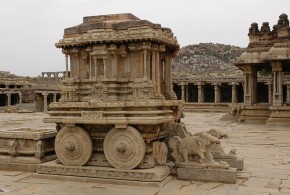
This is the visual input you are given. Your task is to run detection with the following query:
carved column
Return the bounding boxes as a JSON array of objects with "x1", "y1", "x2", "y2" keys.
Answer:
[
  {"x1": 93, "y1": 57, "x2": 97, "y2": 78},
  {"x1": 165, "y1": 56, "x2": 176, "y2": 99},
  {"x1": 266, "y1": 82, "x2": 273, "y2": 104},
  {"x1": 65, "y1": 54, "x2": 69, "y2": 78},
  {"x1": 231, "y1": 82, "x2": 237, "y2": 103},
  {"x1": 53, "y1": 93, "x2": 57, "y2": 102},
  {"x1": 272, "y1": 61, "x2": 283, "y2": 106},
  {"x1": 198, "y1": 82, "x2": 204, "y2": 103},
  {"x1": 287, "y1": 83, "x2": 290, "y2": 103},
  {"x1": 155, "y1": 50, "x2": 161, "y2": 94},
  {"x1": 43, "y1": 92, "x2": 48, "y2": 113},
  {"x1": 7, "y1": 93, "x2": 11, "y2": 106},
  {"x1": 143, "y1": 50, "x2": 147, "y2": 80},
  {"x1": 152, "y1": 51, "x2": 156, "y2": 83},
  {"x1": 243, "y1": 65, "x2": 257, "y2": 105},
  {"x1": 103, "y1": 58, "x2": 107, "y2": 78},
  {"x1": 89, "y1": 53, "x2": 92, "y2": 79},
  {"x1": 19, "y1": 93, "x2": 22, "y2": 104},
  {"x1": 181, "y1": 84, "x2": 185, "y2": 101},
  {"x1": 214, "y1": 84, "x2": 221, "y2": 103}
]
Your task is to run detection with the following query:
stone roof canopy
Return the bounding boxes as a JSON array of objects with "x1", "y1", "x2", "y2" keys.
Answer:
[{"x1": 56, "y1": 13, "x2": 179, "y2": 50}]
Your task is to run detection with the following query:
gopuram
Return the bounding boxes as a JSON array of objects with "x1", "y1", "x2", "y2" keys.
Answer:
[
  {"x1": 235, "y1": 13, "x2": 290, "y2": 125},
  {"x1": 36, "y1": 13, "x2": 239, "y2": 183}
]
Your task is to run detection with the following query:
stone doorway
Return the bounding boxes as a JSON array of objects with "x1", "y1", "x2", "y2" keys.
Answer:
[
  {"x1": 188, "y1": 84, "x2": 198, "y2": 102},
  {"x1": 237, "y1": 84, "x2": 244, "y2": 103},
  {"x1": 204, "y1": 84, "x2": 214, "y2": 103},
  {"x1": 220, "y1": 84, "x2": 231, "y2": 103},
  {"x1": 173, "y1": 84, "x2": 181, "y2": 100},
  {"x1": 0, "y1": 94, "x2": 7, "y2": 106},
  {"x1": 11, "y1": 94, "x2": 19, "y2": 105},
  {"x1": 257, "y1": 82, "x2": 268, "y2": 103}
]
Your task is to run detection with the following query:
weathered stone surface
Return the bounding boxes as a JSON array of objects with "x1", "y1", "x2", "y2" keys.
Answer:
[
  {"x1": 37, "y1": 160, "x2": 171, "y2": 182},
  {"x1": 215, "y1": 158, "x2": 244, "y2": 170},
  {"x1": 0, "y1": 127, "x2": 56, "y2": 168},
  {"x1": 177, "y1": 167, "x2": 237, "y2": 183}
]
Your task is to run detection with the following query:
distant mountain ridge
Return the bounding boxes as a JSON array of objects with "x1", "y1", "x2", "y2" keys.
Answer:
[{"x1": 172, "y1": 43, "x2": 245, "y2": 77}]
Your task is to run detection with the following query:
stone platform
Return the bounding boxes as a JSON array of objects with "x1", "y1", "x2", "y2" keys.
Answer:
[
  {"x1": 37, "y1": 160, "x2": 171, "y2": 182},
  {"x1": 177, "y1": 167, "x2": 237, "y2": 183},
  {"x1": 0, "y1": 127, "x2": 56, "y2": 172},
  {"x1": 215, "y1": 158, "x2": 244, "y2": 170}
]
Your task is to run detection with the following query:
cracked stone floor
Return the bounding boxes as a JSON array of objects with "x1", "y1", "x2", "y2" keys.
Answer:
[{"x1": 0, "y1": 111, "x2": 290, "y2": 195}]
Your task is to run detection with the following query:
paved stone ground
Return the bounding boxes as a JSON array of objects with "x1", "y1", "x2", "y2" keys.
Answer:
[{"x1": 0, "y1": 112, "x2": 290, "y2": 194}]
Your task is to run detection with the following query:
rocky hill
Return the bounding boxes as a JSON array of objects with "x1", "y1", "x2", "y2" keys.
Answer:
[{"x1": 172, "y1": 43, "x2": 245, "y2": 78}]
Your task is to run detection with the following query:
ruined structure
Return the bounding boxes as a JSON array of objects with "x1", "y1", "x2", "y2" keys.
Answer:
[
  {"x1": 235, "y1": 13, "x2": 290, "y2": 125},
  {"x1": 0, "y1": 71, "x2": 30, "y2": 110}
]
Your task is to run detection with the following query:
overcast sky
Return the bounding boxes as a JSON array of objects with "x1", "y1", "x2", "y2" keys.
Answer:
[{"x1": 0, "y1": 0, "x2": 289, "y2": 77}]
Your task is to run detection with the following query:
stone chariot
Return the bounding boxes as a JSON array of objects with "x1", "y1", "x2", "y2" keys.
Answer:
[{"x1": 44, "y1": 13, "x2": 183, "y2": 170}]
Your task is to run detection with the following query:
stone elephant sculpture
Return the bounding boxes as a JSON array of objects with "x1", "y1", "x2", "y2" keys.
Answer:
[{"x1": 176, "y1": 132, "x2": 220, "y2": 163}]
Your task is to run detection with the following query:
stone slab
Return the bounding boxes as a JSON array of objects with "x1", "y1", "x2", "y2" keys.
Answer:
[
  {"x1": 0, "y1": 154, "x2": 56, "y2": 165},
  {"x1": 215, "y1": 158, "x2": 244, "y2": 170},
  {"x1": 0, "y1": 162, "x2": 36, "y2": 172},
  {"x1": 177, "y1": 167, "x2": 237, "y2": 183},
  {"x1": 32, "y1": 173, "x2": 173, "y2": 188},
  {"x1": 0, "y1": 128, "x2": 56, "y2": 140},
  {"x1": 37, "y1": 160, "x2": 171, "y2": 182}
]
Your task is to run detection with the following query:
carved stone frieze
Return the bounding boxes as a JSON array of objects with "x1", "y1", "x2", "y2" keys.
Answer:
[{"x1": 37, "y1": 161, "x2": 171, "y2": 182}]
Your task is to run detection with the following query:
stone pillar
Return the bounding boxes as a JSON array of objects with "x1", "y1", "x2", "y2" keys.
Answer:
[
  {"x1": 231, "y1": 83, "x2": 237, "y2": 103},
  {"x1": 152, "y1": 51, "x2": 156, "y2": 84},
  {"x1": 143, "y1": 50, "x2": 147, "y2": 80},
  {"x1": 103, "y1": 58, "x2": 107, "y2": 78},
  {"x1": 89, "y1": 53, "x2": 92, "y2": 79},
  {"x1": 267, "y1": 82, "x2": 273, "y2": 104},
  {"x1": 43, "y1": 92, "x2": 48, "y2": 113},
  {"x1": 7, "y1": 93, "x2": 11, "y2": 106},
  {"x1": 214, "y1": 84, "x2": 221, "y2": 103},
  {"x1": 155, "y1": 51, "x2": 161, "y2": 94},
  {"x1": 19, "y1": 93, "x2": 22, "y2": 104},
  {"x1": 181, "y1": 84, "x2": 185, "y2": 101},
  {"x1": 198, "y1": 82, "x2": 204, "y2": 103},
  {"x1": 165, "y1": 56, "x2": 176, "y2": 99},
  {"x1": 287, "y1": 83, "x2": 290, "y2": 103},
  {"x1": 243, "y1": 65, "x2": 257, "y2": 105},
  {"x1": 64, "y1": 52, "x2": 69, "y2": 78},
  {"x1": 272, "y1": 61, "x2": 283, "y2": 106},
  {"x1": 93, "y1": 57, "x2": 97, "y2": 78},
  {"x1": 53, "y1": 93, "x2": 57, "y2": 102}
]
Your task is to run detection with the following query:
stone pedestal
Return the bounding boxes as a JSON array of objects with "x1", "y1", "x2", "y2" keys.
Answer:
[
  {"x1": 266, "y1": 106, "x2": 290, "y2": 126},
  {"x1": 177, "y1": 167, "x2": 237, "y2": 183},
  {"x1": 37, "y1": 160, "x2": 171, "y2": 182},
  {"x1": 238, "y1": 104, "x2": 270, "y2": 123},
  {"x1": 215, "y1": 158, "x2": 244, "y2": 170},
  {"x1": 0, "y1": 128, "x2": 56, "y2": 172}
]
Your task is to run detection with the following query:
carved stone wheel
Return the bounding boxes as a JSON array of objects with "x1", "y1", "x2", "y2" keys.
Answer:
[
  {"x1": 103, "y1": 126, "x2": 145, "y2": 170},
  {"x1": 55, "y1": 126, "x2": 93, "y2": 166}
]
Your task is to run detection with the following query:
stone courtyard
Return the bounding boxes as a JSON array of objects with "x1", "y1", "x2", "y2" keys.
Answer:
[{"x1": 0, "y1": 111, "x2": 289, "y2": 194}]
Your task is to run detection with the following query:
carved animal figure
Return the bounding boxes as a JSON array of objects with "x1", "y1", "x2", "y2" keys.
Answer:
[
  {"x1": 207, "y1": 129, "x2": 228, "y2": 139},
  {"x1": 176, "y1": 133, "x2": 220, "y2": 163}
]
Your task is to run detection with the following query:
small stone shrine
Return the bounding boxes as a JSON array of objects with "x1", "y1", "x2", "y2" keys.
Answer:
[{"x1": 37, "y1": 13, "x2": 239, "y2": 183}]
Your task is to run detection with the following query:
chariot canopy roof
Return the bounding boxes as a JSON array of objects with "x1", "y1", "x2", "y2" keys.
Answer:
[{"x1": 55, "y1": 13, "x2": 179, "y2": 51}]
